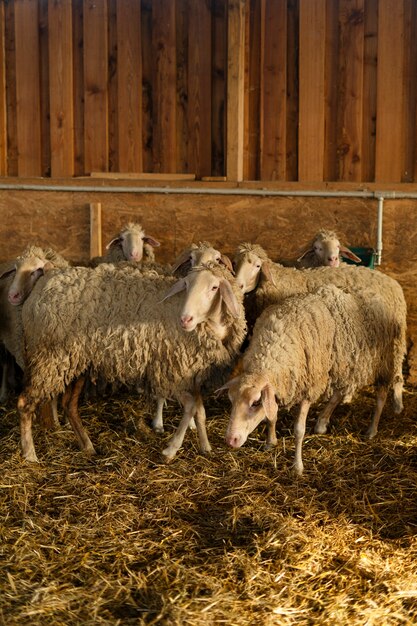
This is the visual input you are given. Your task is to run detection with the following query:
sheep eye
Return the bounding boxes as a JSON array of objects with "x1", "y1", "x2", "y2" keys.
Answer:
[
  {"x1": 211, "y1": 285, "x2": 219, "y2": 291},
  {"x1": 256, "y1": 263, "x2": 261, "y2": 269},
  {"x1": 251, "y1": 399, "x2": 261, "y2": 408}
]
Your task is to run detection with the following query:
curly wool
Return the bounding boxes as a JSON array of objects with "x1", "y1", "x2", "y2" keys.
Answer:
[
  {"x1": 242, "y1": 283, "x2": 403, "y2": 409},
  {"x1": 21, "y1": 262, "x2": 247, "y2": 404}
]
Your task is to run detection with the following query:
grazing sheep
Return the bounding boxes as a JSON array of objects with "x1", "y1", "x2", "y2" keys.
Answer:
[
  {"x1": 221, "y1": 283, "x2": 406, "y2": 475},
  {"x1": 89, "y1": 222, "x2": 160, "y2": 267},
  {"x1": 233, "y1": 243, "x2": 407, "y2": 421},
  {"x1": 17, "y1": 262, "x2": 246, "y2": 462},
  {"x1": 296, "y1": 229, "x2": 361, "y2": 268}
]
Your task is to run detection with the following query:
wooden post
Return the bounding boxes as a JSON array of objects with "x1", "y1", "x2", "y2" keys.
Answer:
[
  {"x1": 90, "y1": 202, "x2": 102, "y2": 259},
  {"x1": 227, "y1": 0, "x2": 246, "y2": 182}
]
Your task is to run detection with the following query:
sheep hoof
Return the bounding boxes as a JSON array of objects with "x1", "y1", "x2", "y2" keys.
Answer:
[
  {"x1": 162, "y1": 447, "x2": 177, "y2": 463},
  {"x1": 153, "y1": 426, "x2": 164, "y2": 435},
  {"x1": 189, "y1": 418, "x2": 197, "y2": 431},
  {"x1": 365, "y1": 428, "x2": 377, "y2": 440},
  {"x1": 314, "y1": 422, "x2": 327, "y2": 435},
  {"x1": 264, "y1": 442, "x2": 277, "y2": 451},
  {"x1": 84, "y1": 445, "x2": 97, "y2": 457},
  {"x1": 23, "y1": 451, "x2": 39, "y2": 463},
  {"x1": 291, "y1": 463, "x2": 304, "y2": 477},
  {"x1": 200, "y1": 446, "x2": 212, "y2": 457}
]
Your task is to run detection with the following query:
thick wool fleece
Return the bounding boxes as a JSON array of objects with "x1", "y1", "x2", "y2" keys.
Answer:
[
  {"x1": 17, "y1": 245, "x2": 70, "y2": 270},
  {"x1": 21, "y1": 262, "x2": 247, "y2": 405},
  {"x1": 237, "y1": 243, "x2": 407, "y2": 392},
  {"x1": 242, "y1": 283, "x2": 403, "y2": 409}
]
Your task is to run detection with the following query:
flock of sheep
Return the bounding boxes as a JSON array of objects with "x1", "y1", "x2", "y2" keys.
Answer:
[{"x1": 0, "y1": 224, "x2": 407, "y2": 475}]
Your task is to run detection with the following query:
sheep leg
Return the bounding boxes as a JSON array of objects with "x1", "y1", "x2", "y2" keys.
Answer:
[
  {"x1": 152, "y1": 395, "x2": 166, "y2": 433},
  {"x1": 17, "y1": 391, "x2": 38, "y2": 463},
  {"x1": 65, "y1": 377, "x2": 96, "y2": 456},
  {"x1": 0, "y1": 361, "x2": 8, "y2": 402},
  {"x1": 265, "y1": 412, "x2": 278, "y2": 450},
  {"x1": 193, "y1": 394, "x2": 211, "y2": 455},
  {"x1": 51, "y1": 396, "x2": 60, "y2": 428},
  {"x1": 314, "y1": 390, "x2": 343, "y2": 434},
  {"x1": 292, "y1": 399, "x2": 311, "y2": 477},
  {"x1": 162, "y1": 392, "x2": 197, "y2": 462},
  {"x1": 392, "y1": 380, "x2": 403, "y2": 414},
  {"x1": 365, "y1": 386, "x2": 388, "y2": 440}
]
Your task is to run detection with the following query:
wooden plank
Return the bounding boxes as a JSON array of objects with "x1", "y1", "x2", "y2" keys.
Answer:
[
  {"x1": 108, "y1": 0, "x2": 118, "y2": 172},
  {"x1": 83, "y1": 0, "x2": 109, "y2": 173},
  {"x1": 90, "y1": 172, "x2": 196, "y2": 181},
  {"x1": 298, "y1": 0, "x2": 326, "y2": 181},
  {"x1": 73, "y1": 0, "x2": 84, "y2": 176},
  {"x1": 324, "y1": 0, "x2": 339, "y2": 181},
  {"x1": 117, "y1": 0, "x2": 142, "y2": 173},
  {"x1": 141, "y1": 0, "x2": 153, "y2": 173},
  {"x1": 48, "y1": 0, "x2": 74, "y2": 177},
  {"x1": 361, "y1": 0, "x2": 378, "y2": 182},
  {"x1": 375, "y1": 0, "x2": 404, "y2": 182},
  {"x1": 286, "y1": 0, "x2": 299, "y2": 181},
  {"x1": 39, "y1": 0, "x2": 50, "y2": 177},
  {"x1": 4, "y1": 1, "x2": 17, "y2": 176},
  {"x1": 226, "y1": 0, "x2": 245, "y2": 182},
  {"x1": 90, "y1": 202, "x2": 102, "y2": 258},
  {"x1": 176, "y1": 0, "x2": 189, "y2": 174},
  {"x1": 188, "y1": 0, "x2": 212, "y2": 179},
  {"x1": 152, "y1": 0, "x2": 177, "y2": 172},
  {"x1": 260, "y1": 0, "x2": 287, "y2": 181},
  {"x1": 212, "y1": 0, "x2": 226, "y2": 177},
  {"x1": 14, "y1": 0, "x2": 42, "y2": 176},
  {"x1": 338, "y1": 0, "x2": 365, "y2": 181},
  {"x1": 0, "y1": 3, "x2": 7, "y2": 175},
  {"x1": 403, "y1": 0, "x2": 417, "y2": 182}
]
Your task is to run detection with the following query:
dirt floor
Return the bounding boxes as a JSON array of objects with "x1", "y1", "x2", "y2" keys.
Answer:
[{"x1": 1, "y1": 385, "x2": 417, "y2": 625}]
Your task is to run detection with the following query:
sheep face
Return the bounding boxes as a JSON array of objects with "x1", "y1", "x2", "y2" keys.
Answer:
[
  {"x1": 222, "y1": 373, "x2": 278, "y2": 448},
  {"x1": 106, "y1": 223, "x2": 160, "y2": 263},
  {"x1": 8, "y1": 256, "x2": 53, "y2": 306},
  {"x1": 313, "y1": 234, "x2": 341, "y2": 267},
  {"x1": 234, "y1": 251, "x2": 263, "y2": 293}
]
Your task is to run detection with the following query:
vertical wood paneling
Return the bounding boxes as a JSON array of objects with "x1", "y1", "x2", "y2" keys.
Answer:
[
  {"x1": 39, "y1": 1, "x2": 50, "y2": 177},
  {"x1": 402, "y1": 0, "x2": 417, "y2": 182},
  {"x1": 176, "y1": 0, "x2": 189, "y2": 174},
  {"x1": 324, "y1": 0, "x2": 339, "y2": 181},
  {"x1": 5, "y1": 1, "x2": 17, "y2": 176},
  {"x1": 338, "y1": 0, "x2": 364, "y2": 181},
  {"x1": 72, "y1": 0, "x2": 84, "y2": 176},
  {"x1": 375, "y1": 0, "x2": 404, "y2": 182},
  {"x1": 243, "y1": 0, "x2": 259, "y2": 180},
  {"x1": 141, "y1": 0, "x2": 153, "y2": 173},
  {"x1": 188, "y1": 0, "x2": 212, "y2": 178},
  {"x1": 361, "y1": 0, "x2": 377, "y2": 182},
  {"x1": 48, "y1": 0, "x2": 74, "y2": 177},
  {"x1": 286, "y1": 0, "x2": 299, "y2": 181},
  {"x1": 152, "y1": 0, "x2": 177, "y2": 172},
  {"x1": 0, "y1": 3, "x2": 7, "y2": 175},
  {"x1": 212, "y1": 0, "x2": 226, "y2": 177},
  {"x1": 108, "y1": 0, "x2": 118, "y2": 172},
  {"x1": 260, "y1": 0, "x2": 287, "y2": 180},
  {"x1": 117, "y1": 0, "x2": 142, "y2": 173},
  {"x1": 14, "y1": 0, "x2": 42, "y2": 176},
  {"x1": 83, "y1": 0, "x2": 109, "y2": 173},
  {"x1": 226, "y1": 0, "x2": 245, "y2": 181},
  {"x1": 298, "y1": 0, "x2": 326, "y2": 181}
]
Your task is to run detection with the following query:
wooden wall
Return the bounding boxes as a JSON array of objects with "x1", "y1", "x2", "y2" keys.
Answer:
[{"x1": 1, "y1": 0, "x2": 417, "y2": 182}]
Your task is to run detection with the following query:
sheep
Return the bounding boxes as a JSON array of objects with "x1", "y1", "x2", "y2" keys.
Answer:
[
  {"x1": 295, "y1": 229, "x2": 362, "y2": 268},
  {"x1": 221, "y1": 283, "x2": 406, "y2": 475},
  {"x1": 17, "y1": 262, "x2": 247, "y2": 463},
  {"x1": 171, "y1": 241, "x2": 233, "y2": 276},
  {"x1": 89, "y1": 222, "x2": 161, "y2": 267},
  {"x1": 233, "y1": 242, "x2": 407, "y2": 422}
]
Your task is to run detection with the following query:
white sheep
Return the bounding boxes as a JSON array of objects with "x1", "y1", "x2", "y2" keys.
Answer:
[
  {"x1": 17, "y1": 262, "x2": 246, "y2": 462},
  {"x1": 171, "y1": 241, "x2": 234, "y2": 276},
  {"x1": 221, "y1": 283, "x2": 406, "y2": 475},
  {"x1": 296, "y1": 229, "x2": 362, "y2": 268},
  {"x1": 89, "y1": 222, "x2": 161, "y2": 266},
  {"x1": 233, "y1": 242, "x2": 407, "y2": 425}
]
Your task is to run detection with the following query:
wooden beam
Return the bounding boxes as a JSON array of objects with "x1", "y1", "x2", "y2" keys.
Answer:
[
  {"x1": 0, "y1": 2, "x2": 7, "y2": 175},
  {"x1": 227, "y1": 0, "x2": 245, "y2": 182},
  {"x1": 14, "y1": 0, "x2": 42, "y2": 176},
  {"x1": 298, "y1": 0, "x2": 326, "y2": 181},
  {"x1": 90, "y1": 202, "x2": 102, "y2": 259},
  {"x1": 375, "y1": 0, "x2": 404, "y2": 182},
  {"x1": 48, "y1": 0, "x2": 74, "y2": 177}
]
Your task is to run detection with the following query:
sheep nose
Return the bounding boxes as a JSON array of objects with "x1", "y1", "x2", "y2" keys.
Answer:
[
  {"x1": 226, "y1": 433, "x2": 241, "y2": 448},
  {"x1": 8, "y1": 292, "x2": 21, "y2": 305},
  {"x1": 129, "y1": 251, "x2": 141, "y2": 261},
  {"x1": 180, "y1": 315, "x2": 193, "y2": 329}
]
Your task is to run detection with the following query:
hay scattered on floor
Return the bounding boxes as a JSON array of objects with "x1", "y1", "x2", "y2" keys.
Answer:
[{"x1": 1, "y1": 386, "x2": 417, "y2": 625}]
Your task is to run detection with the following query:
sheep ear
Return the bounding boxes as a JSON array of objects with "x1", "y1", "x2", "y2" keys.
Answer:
[
  {"x1": 340, "y1": 246, "x2": 361, "y2": 263},
  {"x1": 219, "y1": 279, "x2": 241, "y2": 318},
  {"x1": 261, "y1": 261, "x2": 276, "y2": 287},
  {"x1": 170, "y1": 250, "x2": 192, "y2": 274},
  {"x1": 160, "y1": 278, "x2": 186, "y2": 302},
  {"x1": 143, "y1": 236, "x2": 161, "y2": 248},
  {"x1": 42, "y1": 261, "x2": 54, "y2": 274},
  {"x1": 105, "y1": 236, "x2": 121, "y2": 250},
  {"x1": 0, "y1": 265, "x2": 16, "y2": 280},
  {"x1": 219, "y1": 254, "x2": 234, "y2": 274},
  {"x1": 261, "y1": 383, "x2": 278, "y2": 421},
  {"x1": 214, "y1": 377, "x2": 239, "y2": 397},
  {"x1": 296, "y1": 247, "x2": 313, "y2": 262}
]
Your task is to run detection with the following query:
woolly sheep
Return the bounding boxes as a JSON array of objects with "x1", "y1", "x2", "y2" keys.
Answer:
[
  {"x1": 233, "y1": 242, "x2": 407, "y2": 421},
  {"x1": 17, "y1": 262, "x2": 246, "y2": 462},
  {"x1": 296, "y1": 229, "x2": 361, "y2": 268},
  {"x1": 221, "y1": 283, "x2": 406, "y2": 475},
  {"x1": 171, "y1": 241, "x2": 234, "y2": 276},
  {"x1": 89, "y1": 222, "x2": 161, "y2": 266}
]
